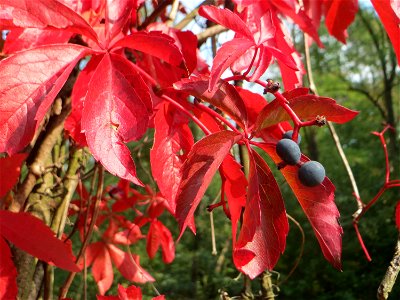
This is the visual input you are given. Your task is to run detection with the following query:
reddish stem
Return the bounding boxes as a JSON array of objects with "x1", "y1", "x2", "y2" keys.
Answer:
[
  {"x1": 194, "y1": 99, "x2": 243, "y2": 135},
  {"x1": 242, "y1": 46, "x2": 259, "y2": 78},
  {"x1": 161, "y1": 95, "x2": 212, "y2": 135},
  {"x1": 353, "y1": 222, "x2": 372, "y2": 261}
]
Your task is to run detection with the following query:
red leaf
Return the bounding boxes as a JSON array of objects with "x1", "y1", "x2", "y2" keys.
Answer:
[
  {"x1": 325, "y1": 0, "x2": 358, "y2": 43},
  {"x1": 87, "y1": 242, "x2": 114, "y2": 295},
  {"x1": 0, "y1": 44, "x2": 92, "y2": 155},
  {"x1": 0, "y1": 153, "x2": 27, "y2": 198},
  {"x1": 152, "y1": 296, "x2": 165, "y2": 300},
  {"x1": 0, "y1": 211, "x2": 80, "y2": 272},
  {"x1": 0, "y1": 0, "x2": 98, "y2": 42},
  {"x1": 107, "y1": 244, "x2": 155, "y2": 283},
  {"x1": 199, "y1": 6, "x2": 254, "y2": 40},
  {"x1": 255, "y1": 93, "x2": 359, "y2": 132},
  {"x1": 3, "y1": 28, "x2": 72, "y2": 54},
  {"x1": 174, "y1": 76, "x2": 249, "y2": 130},
  {"x1": 371, "y1": 0, "x2": 400, "y2": 65},
  {"x1": 105, "y1": 0, "x2": 134, "y2": 43},
  {"x1": 175, "y1": 130, "x2": 242, "y2": 239},
  {"x1": 0, "y1": 237, "x2": 18, "y2": 300},
  {"x1": 118, "y1": 284, "x2": 142, "y2": 300},
  {"x1": 236, "y1": 86, "x2": 267, "y2": 127},
  {"x1": 150, "y1": 102, "x2": 193, "y2": 212},
  {"x1": 234, "y1": 150, "x2": 288, "y2": 278},
  {"x1": 111, "y1": 223, "x2": 144, "y2": 245},
  {"x1": 210, "y1": 38, "x2": 255, "y2": 90},
  {"x1": 81, "y1": 53, "x2": 149, "y2": 185},
  {"x1": 146, "y1": 220, "x2": 175, "y2": 263},
  {"x1": 220, "y1": 155, "x2": 247, "y2": 245},
  {"x1": 65, "y1": 55, "x2": 103, "y2": 147},
  {"x1": 259, "y1": 144, "x2": 342, "y2": 270},
  {"x1": 395, "y1": 201, "x2": 400, "y2": 230},
  {"x1": 270, "y1": 0, "x2": 322, "y2": 47},
  {"x1": 112, "y1": 31, "x2": 183, "y2": 67}
]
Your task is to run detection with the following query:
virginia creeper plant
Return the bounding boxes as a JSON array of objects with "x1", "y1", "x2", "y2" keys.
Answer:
[{"x1": 0, "y1": 0, "x2": 398, "y2": 299}]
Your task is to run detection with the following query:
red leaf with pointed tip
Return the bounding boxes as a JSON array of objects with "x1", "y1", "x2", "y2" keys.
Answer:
[
  {"x1": 87, "y1": 242, "x2": 114, "y2": 295},
  {"x1": 325, "y1": 0, "x2": 358, "y2": 44},
  {"x1": 371, "y1": 0, "x2": 400, "y2": 65},
  {"x1": 118, "y1": 284, "x2": 142, "y2": 300},
  {"x1": 112, "y1": 31, "x2": 183, "y2": 67},
  {"x1": 220, "y1": 155, "x2": 247, "y2": 246},
  {"x1": 0, "y1": 153, "x2": 27, "y2": 198},
  {"x1": 150, "y1": 102, "x2": 193, "y2": 213},
  {"x1": 65, "y1": 55, "x2": 103, "y2": 147},
  {"x1": 270, "y1": 0, "x2": 322, "y2": 47},
  {"x1": 210, "y1": 38, "x2": 255, "y2": 90},
  {"x1": 199, "y1": 6, "x2": 254, "y2": 40},
  {"x1": 3, "y1": 28, "x2": 72, "y2": 54},
  {"x1": 105, "y1": 0, "x2": 134, "y2": 43},
  {"x1": 0, "y1": 211, "x2": 80, "y2": 272},
  {"x1": 234, "y1": 150, "x2": 288, "y2": 278},
  {"x1": 146, "y1": 220, "x2": 175, "y2": 263},
  {"x1": 0, "y1": 44, "x2": 92, "y2": 155},
  {"x1": 174, "y1": 76, "x2": 249, "y2": 129},
  {"x1": 0, "y1": 0, "x2": 98, "y2": 42},
  {"x1": 107, "y1": 244, "x2": 155, "y2": 283},
  {"x1": 176, "y1": 131, "x2": 242, "y2": 239},
  {"x1": 0, "y1": 237, "x2": 18, "y2": 300},
  {"x1": 255, "y1": 93, "x2": 359, "y2": 132},
  {"x1": 259, "y1": 144, "x2": 342, "y2": 270},
  {"x1": 81, "y1": 53, "x2": 149, "y2": 186}
]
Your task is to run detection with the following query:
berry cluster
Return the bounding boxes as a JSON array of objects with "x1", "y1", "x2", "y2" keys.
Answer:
[{"x1": 276, "y1": 130, "x2": 326, "y2": 187}]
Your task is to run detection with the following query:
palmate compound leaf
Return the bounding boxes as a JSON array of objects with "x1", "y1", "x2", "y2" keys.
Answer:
[
  {"x1": 254, "y1": 90, "x2": 359, "y2": 132},
  {"x1": 233, "y1": 150, "x2": 288, "y2": 278},
  {"x1": 0, "y1": 211, "x2": 80, "y2": 272},
  {"x1": 0, "y1": 44, "x2": 93, "y2": 155},
  {"x1": 175, "y1": 130, "x2": 243, "y2": 239},
  {"x1": 81, "y1": 53, "x2": 150, "y2": 186},
  {"x1": 259, "y1": 143, "x2": 343, "y2": 270},
  {"x1": 0, "y1": 236, "x2": 18, "y2": 300},
  {"x1": 150, "y1": 102, "x2": 194, "y2": 213}
]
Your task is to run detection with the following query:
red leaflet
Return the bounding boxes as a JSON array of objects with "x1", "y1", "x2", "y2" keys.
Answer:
[
  {"x1": 86, "y1": 242, "x2": 114, "y2": 295},
  {"x1": 81, "y1": 53, "x2": 149, "y2": 186},
  {"x1": 325, "y1": 0, "x2": 358, "y2": 44},
  {"x1": 234, "y1": 150, "x2": 288, "y2": 278},
  {"x1": 209, "y1": 38, "x2": 255, "y2": 90},
  {"x1": 255, "y1": 92, "x2": 359, "y2": 132},
  {"x1": 236, "y1": 86, "x2": 267, "y2": 127},
  {"x1": 0, "y1": 0, "x2": 98, "y2": 43},
  {"x1": 174, "y1": 76, "x2": 249, "y2": 129},
  {"x1": 65, "y1": 55, "x2": 103, "y2": 147},
  {"x1": 107, "y1": 244, "x2": 155, "y2": 283},
  {"x1": 150, "y1": 102, "x2": 193, "y2": 212},
  {"x1": 220, "y1": 155, "x2": 247, "y2": 245},
  {"x1": 0, "y1": 236, "x2": 18, "y2": 300},
  {"x1": 3, "y1": 28, "x2": 72, "y2": 54},
  {"x1": 371, "y1": 0, "x2": 400, "y2": 65},
  {"x1": 147, "y1": 220, "x2": 175, "y2": 263},
  {"x1": 198, "y1": 6, "x2": 254, "y2": 40},
  {"x1": 105, "y1": 0, "x2": 134, "y2": 44},
  {"x1": 396, "y1": 201, "x2": 400, "y2": 230},
  {"x1": 112, "y1": 31, "x2": 183, "y2": 67},
  {"x1": 97, "y1": 284, "x2": 165, "y2": 300},
  {"x1": 176, "y1": 131, "x2": 243, "y2": 238},
  {"x1": 0, "y1": 211, "x2": 80, "y2": 272},
  {"x1": 0, "y1": 153, "x2": 27, "y2": 198},
  {"x1": 0, "y1": 44, "x2": 92, "y2": 155},
  {"x1": 259, "y1": 144, "x2": 342, "y2": 270}
]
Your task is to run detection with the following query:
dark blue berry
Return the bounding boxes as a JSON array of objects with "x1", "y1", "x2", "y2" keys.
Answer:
[
  {"x1": 282, "y1": 130, "x2": 301, "y2": 144},
  {"x1": 298, "y1": 161, "x2": 326, "y2": 187},
  {"x1": 276, "y1": 139, "x2": 301, "y2": 165}
]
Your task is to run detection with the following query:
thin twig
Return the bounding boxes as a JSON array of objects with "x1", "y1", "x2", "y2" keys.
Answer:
[{"x1": 197, "y1": 25, "x2": 228, "y2": 45}]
